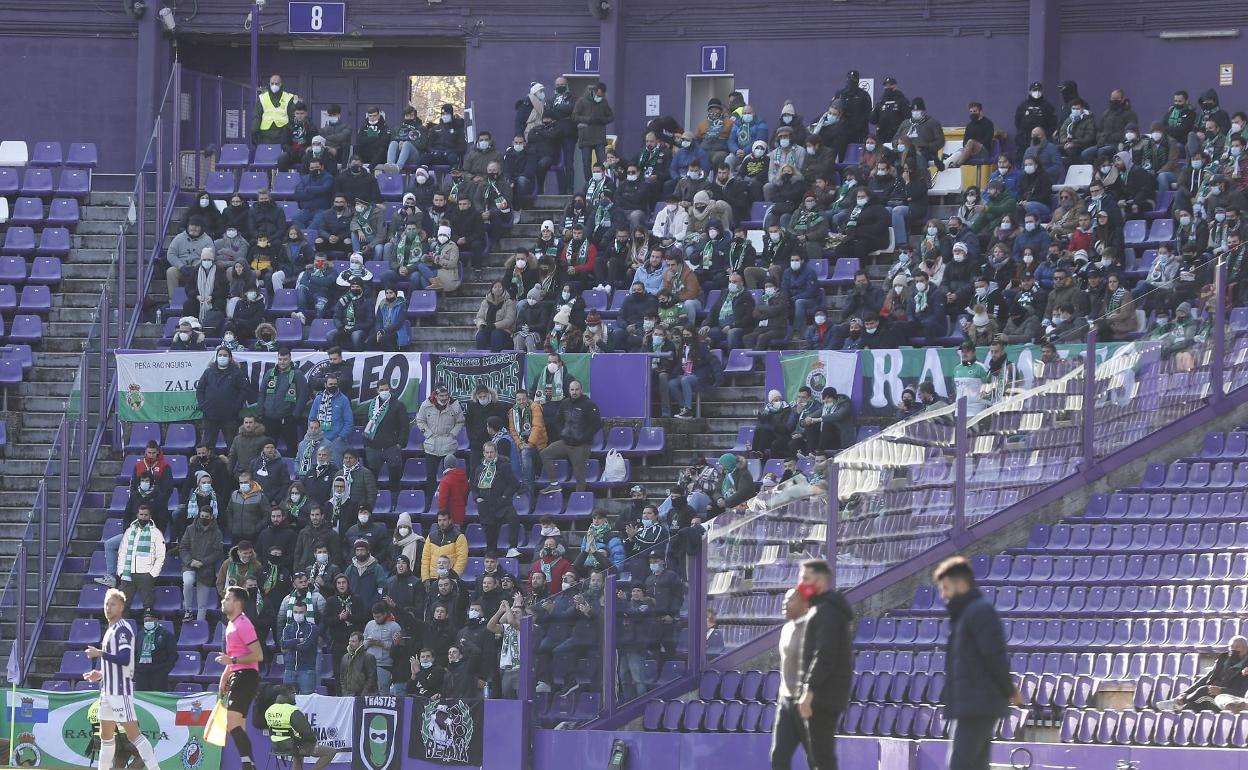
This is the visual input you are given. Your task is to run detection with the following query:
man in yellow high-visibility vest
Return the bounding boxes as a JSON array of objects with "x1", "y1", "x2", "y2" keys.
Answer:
[{"x1": 252, "y1": 73, "x2": 299, "y2": 145}]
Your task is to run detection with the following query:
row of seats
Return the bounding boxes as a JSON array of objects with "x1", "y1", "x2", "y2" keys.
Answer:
[
  {"x1": 0, "y1": 314, "x2": 43, "y2": 345},
  {"x1": 0, "y1": 140, "x2": 98, "y2": 168},
  {"x1": 1082, "y1": 490, "x2": 1248, "y2": 522},
  {"x1": 1059, "y1": 708, "x2": 1248, "y2": 748},
  {"x1": 0, "y1": 284, "x2": 51, "y2": 315},
  {"x1": 0, "y1": 256, "x2": 62, "y2": 285},
  {"x1": 1024, "y1": 521, "x2": 1248, "y2": 553},
  {"x1": 914, "y1": 582, "x2": 1248, "y2": 617},
  {"x1": 971, "y1": 551, "x2": 1248, "y2": 584},
  {"x1": 856, "y1": 614, "x2": 1246, "y2": 651},
  {"x1": 0, "y1": 197, "x2": 80, "y2": 227},
  {"x1": 0, "y1": 168, "x2": 91, "y2": 198},
  {"x1": 696, "y1": 670, "x2": 780, "y2": 703},
  {"x1": 125, "y1": 421, "x2": 665, "y2": 460},
  {"x1": 1, "y1": 226, "x2": 71, "y2": 256},
  {"x1": 1136, "y1": 460, "x2": 1248, "y2": 491}
]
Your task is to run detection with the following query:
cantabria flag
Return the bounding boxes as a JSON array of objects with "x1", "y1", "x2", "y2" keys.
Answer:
[{"x1": 780, "y1": 351, "x2": 859, "y2": 403}]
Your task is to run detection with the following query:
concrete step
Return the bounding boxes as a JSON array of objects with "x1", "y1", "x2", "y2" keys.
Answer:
[
  {"x1": 61, "y1": 264, "x2": 114, "y2": 280},
  {"x1": 80, "y1": 204, "x2": 131, "y2": 222},
  {"x1": 18, "y1": 411, "x2": 66, "y2": 430},
  {"x1": 89, "y1": 192, "x2": 135, "y2": 206}
]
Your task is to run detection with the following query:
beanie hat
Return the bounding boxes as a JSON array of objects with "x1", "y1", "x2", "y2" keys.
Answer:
[
  {"x1": 437, "y1": 224, "x2": 452, "y2": 238},
  {"x1": 718, "y1": 453, "x2": 738, "y2": 470},
  {"x1": 529, "y1": 81, "x2": 544, "y2": 95}
]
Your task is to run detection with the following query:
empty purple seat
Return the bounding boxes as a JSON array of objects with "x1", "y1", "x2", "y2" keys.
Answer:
[
  {"x1": 29, "y1": 257, "x2": 62, "y2": 285},
  {"x1": 0, "y1": 258, "x2": 26, "y2": 286},
  {"x1": 18, "y1": 286, "x2": 51, "y2": 315},
  {"x1": 826, "y1": 257, "x2": 860, "y2": 286},
  {"x1": 407, "y1": 290, "x2": 437, "y2": 317},
  {"x1": 204, "y1": 171, "x2": 235, "y2": 197},
  {"x1": 270, "y1": 171, "x2": 299, "y2": 199},
  {"x1": 169, "y1": 652, "x2": 202, "y2": 679},
  {"x1": 9, "y1": 197, "x2": 43, "y2": 226},
  {"x1": 7, "y1": 314, "x2": 42, "y2": 344},
  {"x1": 57, "y1": 651, "x2": 91, "y2": 679},
  {"x1": 216, "y1": 144, "x2": 251, "y2": 170},
  {"x1": 68, "y1": 619, "x2": 101, "y2": 645},
  {"x1": 37, "y1": 227, "x2": 71, "y2": 256},
  {"x1": 4, "y1": 227, "x2": 36, "y2": 255},
  {"x1": 21, "y1": 168, "x2": 53, "y2": 196},
  {"x1": 306, "y1": 318, "x2": 335, "y2": 346},
  {"x1": 251, "y1": 143, "x2": 282, "y2": 170},
  {"x1": 65, "y1": 143, "x2": 98, "y2": 168},
  {"x1": 56, "y1": 168, "x2": 91, "y2": 198},
  {"x1": 642, "y1": 701, "x2": 665, "y2": 731},
  {"x1": 46, "y1": 198, "x2": 80, "y2": 227},
  {"x1": 237, "y1": 171, "x2": 268, "y2": 199},
  {"x1": 30, "y1": 142, "x2": 63, "y2": 167},
  {"x1": 378, "y1": 173, "x2": 404, "y2": 200}
]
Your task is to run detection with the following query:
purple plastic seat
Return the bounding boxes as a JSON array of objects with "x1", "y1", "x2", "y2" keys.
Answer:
[
  {"x1": 270, "y1": 171, "x2": 299, "y2": 199},
  {"x1": 377, "y1": 173, "x2": 404, "y2": 201},
  {"x1": 643, "y1": 701, "x2": 666, "y2": 731},
  {"x1": 0, "y1": 285, "x2": 15, "y2": 315},
  {"x1": 29, "y1": 257, "x2": 62, "y2": 286},
  {"x1": 252, "y1": 144, "x2": 281, "y2": 170},
  {"x1": 204, "y1": 171, "x2": 235, "y2": 197},
  {"x1": 37, "y1": 227, "x2": 71, "y2": 256},
  {"x1": 3, "y1": 227, "x2": 36, "y2": 255},
  {"x1": 65, "y1": 143, "x2": 98, "y2": 168},
  {"x1": 30, "y1": 142, "x2": 63, "y2": 167},
  {"x1": 57, "y1": 651, "x2": 92, "y2": 679},
  {"x1": 169, "y1": 652, "x2": 202, "y2": 679},
  {"x1": 0, "y1": 258, "x2": 26, "y2": 285},
  {"x1": 56, "y1": 168, "x2": 91, "y2": 198},
  {"x1": 306, "y1": 318, "x2": 335, "y2": 346},
  {"x1": 21, "y1": 168, "x2": 53, "y2": 196},
  {"x1": 45, "y1": 198, "x2": 80, "y2": 227},
  {"x1": 18, "y1": 285, "x2": 51, "y2": 315},
  {"x1": 124, "y1": 422, "x2": 162, "y2": 452},
  {"x1": 216, "y1": 144, "x2": 251, "y2": 170},
  {"x1": 9, "y1": 197, "x2": 43, "y2": 226},
  {"x1": 274, "y1": 317, "x2": 304, "y2": 345},
  {"x1": 68, "y1": 619, "x2": 102, "y2": 645},
  {"x1": 237, "y1": 171, "x2": 268, "y2": 199},
  {"x1": 406, "y1": 290, "x2": 437, "y2": 317},
  {"x1": 7, "y1": 314, "x2": 42, "y2": 344},
  {"x1": 826, "y1": 257, "x2": 860, "y2": 286}
]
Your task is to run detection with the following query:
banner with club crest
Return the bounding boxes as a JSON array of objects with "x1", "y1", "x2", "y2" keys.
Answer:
[
  {"x1": 427, "y1": 353, "x2": 524, "y2": 404},
  {"x1": 406, "y1": 697, "x2": 484, "y2": 766},
  {"x1": 0, "y1": 688, "x2": 221, "y2": 769}
]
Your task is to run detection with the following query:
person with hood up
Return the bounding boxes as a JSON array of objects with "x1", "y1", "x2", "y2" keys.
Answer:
[
  {"x1": 230, "y1": 468, "x2": 271, "y2": 544},
  {"x1": 196, "y1": 346, "x2": 255, "y2": 447},
  {"x1": 711, "y1": 453, "x2": 754, "y2": 518},
  {"x1": 422, "y1": 509, "x2": 468, "y2": 581},
  {"x1": 346, "y1": 540, "x2": 389, "y2": 606}
]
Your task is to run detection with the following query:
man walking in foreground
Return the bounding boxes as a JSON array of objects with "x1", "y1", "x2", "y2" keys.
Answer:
[
  {"x1": 936, "y1": 556, "x2": 1022, "y2": 770},
  {"x1": 772, "y1": 558, "x2": 853, "y2": 770}
]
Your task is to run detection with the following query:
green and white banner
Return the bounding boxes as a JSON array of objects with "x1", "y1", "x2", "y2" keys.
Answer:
[
  {"x1": 858, "y1": 342, "x2": 1128, "y2": 415},
  {"x1": 427, "y1": 353, "x2": 524, "y2": 404},
  {"x1": 0, "y1": 688, "x2": 222, "y2": 769},
  {"x1": 779, "y1": 351, "x2": 859, "y2": 403},
  {"x1": 116, "y1": 351, "x2": 425, "y2": 423},
  {"x1": 294, "y1": 693, "x2": 355, "y2": 764}
]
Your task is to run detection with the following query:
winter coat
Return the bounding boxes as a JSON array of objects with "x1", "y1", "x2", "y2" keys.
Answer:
[
  {"x1": 180, "y1": 517, "x2": 225, "y2": 585},
  {"x1": 257, "y1": 365, "x2": 309, "y2": 422},
  {"x1": 117, "y1": 521, "x2": 165, "y2": 578},
  {"x1": 340, "y1": 648, "x2": 378, "y2": 695},
  {"x1": 229, "y1": 481, "x2": 270, "y2": 542},
  {"x1": 421, "y1": 523, "x2": 468, "y2": 581},
  {"x1": 475, "y1": 294, "x2": 517, "y2": 333},
  {"x1": 943, "y1": 587, "x2": 1013, "y2": 719},
  {"x1": 415, "y1": 397, "x2": 465, "y2": 457},
  {"x1": 437, "y1": 467, "x2": 469, "y2": 527},
  {"x1": 800, "y1": 589, "x2": 855, "y2": 714},
  {"x1": 196, "y1": 362, "x2": 255, "y2": 422},
  {"x1": 306, "y1": 391, "x2": 353, "y2": 443},
  {"x1": 375, "y1": 297, "x2": 411, "y2": 346},
  {"x1": 346, "y1": 556, "x2": 388, "y2": 603},
  {"x1": 434, "y1": 242, "x2": 461, "y2": 291},
  {"x1": 572, "y1": 90, "x2": 614, "y2": 147}
]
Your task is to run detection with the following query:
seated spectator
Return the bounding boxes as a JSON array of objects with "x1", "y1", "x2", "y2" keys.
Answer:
[
  {"x1": 701, "y1": 272, "x2": 756, "y2": 352},
  {"x1": 384, "y1": 220, "x2": 434, "y2": 290},
  {"x1": 835, "y1": 189, "x2": 890, "y2": 259},
  {"x1": 750, "y1": 390, "x2": 791, "y2": 457},
  {"x1": 743, "y1": 277, "x2": 791, "y2": 349},
  {"x1": 214, "y1": 223, "x2": 249, "y2": 264},
  {"x1": 428, "y1": 225, "x2": 462, "y2": 293},
  {"x1": 294, "y1": 253, "x2": 339, "y2": 321},
  {"x1": 387, "y1": 106, "x2": 428, "y2": 170},
  {"x1": 475, "y1": 281, "x2": 516, "y2": 352},
  {"x1": 313, "y1": 194, "x2": 354, "y2": 256},
  {"x1": 608, "y1": 281, "x2": 658, "y2": 352},
  {"x1": 1159, "y1": 636, "x2": 1248, "y2": 712},
  {"x1": 805, "y1": 387, "x2": 854, "y2": 456},
  {"x1": 709, "y1": 453, "x2": 754, "y2": 518},
  {"x1": 183, "y1": 192, "x2": 225, "y2": 239},
  {"x1": 349, "y1": 198, "x2": 388, "y2": 260},
  {"x1": 372, "y1": 283, "x2": 411, "y2": 350}
]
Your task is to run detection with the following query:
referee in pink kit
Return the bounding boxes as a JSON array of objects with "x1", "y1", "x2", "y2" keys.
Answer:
[{"x1": 216, "y1": 585, "x2": 266, "y2": 770}]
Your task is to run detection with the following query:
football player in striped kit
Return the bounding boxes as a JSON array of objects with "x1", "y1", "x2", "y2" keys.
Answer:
[{"x1": 83, "y1": 588, "x2": 161, "y2": 770}]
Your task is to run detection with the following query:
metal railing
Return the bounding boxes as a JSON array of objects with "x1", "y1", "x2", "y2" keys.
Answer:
[{"x1": 1, "y1": 63, "x2": 184, "y2": 684}]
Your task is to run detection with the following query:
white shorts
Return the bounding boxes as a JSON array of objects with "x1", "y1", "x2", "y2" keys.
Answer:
[{"x1": 98, "y1": 694, "x2": 138, "y2": 724}]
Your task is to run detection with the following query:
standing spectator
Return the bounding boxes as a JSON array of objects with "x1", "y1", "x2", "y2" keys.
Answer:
[
  {"x1": 325, "y1": 573, "x2": 368, "y2": 684},
  {"x1": 472, "y1": 442, "x2": 521, "y2": 557},
  {"x1": 340, "y1": 631, "x2": 378, "y2": 696},
  {"x1": 539, "y1": 381, "x2": 602, "y2": 494},
  {"x1": 935, "y1": 556, "x2": 1021, "y2": 770},
  {"x1": 292, "y1": 156, "x2": 334, "y2": 229},
  {"x1": 134, "y1": 608, "x2": 176, "y2": 692},
  {"x1": 230, "y1": 470, "x2": 270, "y2": 546},
  {"x1": 1164, "y1": 90, "x2": 1198, "y2": 143},
  {"x1": 300, "y1": 444, "x2": 338, "y2": 510},
  {"x1": 871, "y1": 76, "x2": 910, "y2": 145},
  {"x1": 421, "y1": 509, "x2": 468, "y2": 582},
  {"x1": 1014, "y1": 82, "x2": 1058, "y2": 161},
  {"x1": 228, "y1": 415, "x2": 271, "y2": 477},
  {"x1": 257, "y1": 350, "x2": 309, "y2": 454},
  {"x1": 118, "y1": 506, "x2": 165, "y2": 613},
  {"x1": 294, "y1": 507, "x2": 341, "y2": 575},
  {"x1": 252, "y1": 74, "x2": 298, "y2": 144},
  {"x1": 529, "y1": 536, "x2": 573, "y2": 590},
  {"x1": 362, "y1": 379, "x2": 409, "y2": 502},
  {"x1": 436, "y1": 457, "x2": 470, "y2": 529},
  {"x1": 507, "y1": 389, "x2": 546, "y2": 498},
  {"x1": 180, "y1": 505, "x2": 223, "y2": 622},
  {"x1": 250, "y1": 441, "x2": 292, "y2": 506},
  {"x1": 280, "y1": 603, "x2": 320, "y2": 694},
  {"x1": 258, "y1": 507, "x2": 299, "y2": 572},
  {"x1": 572, "y1": 82, "x2": 614, "y2": 180},
  {"x1": 415, "y1": 385, "x2": 466, "y2": 499},
  {"x1": 307, "y1": 375, "x2": 352, "y2": 465},
  {"x1": 339, "y1": 448, "x2": 379, "y2": 516},
  {"x1": 363, "y1": 601, "x2": 403, "y2": 693},
  {"x1": 466, "y1": 383, "x2": 509, "y2": 471},
  {"x1": 196, "y1": 347, "x2": 255, "y2": 447},
  {"x1": 346, "y1": 539, "x2": 388, "y2": 606}
]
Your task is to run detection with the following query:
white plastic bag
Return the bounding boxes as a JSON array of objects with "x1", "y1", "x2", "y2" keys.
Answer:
[{"x1": 601, "y1": 448, "x2": 627, "y2": 483}]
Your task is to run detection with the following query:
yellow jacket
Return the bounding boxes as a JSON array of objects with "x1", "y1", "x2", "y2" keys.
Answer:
[{"x1": 507, "y1": 400, "x2": 548, "y2": 450}]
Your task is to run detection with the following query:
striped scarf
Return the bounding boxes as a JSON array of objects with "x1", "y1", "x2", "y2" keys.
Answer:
[
  {"x1": 1106, "y1": 287, "x2": 1127, "y2": 314},
  {"x1": 511, "y1": 404, "x2": 533, "y2": 438},
  {"x1": 477, "y1": 459, "x2": 497, "y2": 489},
  {"x1": 121, "y1": 522, "x2": 154, "y2": 580},
  {"x1": 185, "y1": 491, "x2": 218, "y2": 521},
  {"x1": 363, "y1": 397, "x2": 390, "y2": 440}
]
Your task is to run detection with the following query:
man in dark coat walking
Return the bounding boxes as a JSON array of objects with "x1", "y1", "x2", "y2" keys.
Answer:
[
  {"x1": 773, "y1": 559, "x2": 853, "y2": 770},
  {"x1": 936, "y1": 556, "x2": 1021, "y2": 770}
]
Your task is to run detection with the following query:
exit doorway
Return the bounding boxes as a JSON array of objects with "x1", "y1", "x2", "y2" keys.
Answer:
[{"x1": 685, "y1": 75, "x2": 735, "y2": 133}]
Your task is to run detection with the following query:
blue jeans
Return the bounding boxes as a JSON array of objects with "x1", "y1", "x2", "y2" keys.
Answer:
[
  {"x1": 351, "y1": 234, "x2": 384, "y2": 259},
  {"x1": 297, "y1": 284, "x2": 331, "y2": 317},
  {"x1": 1157, "y1": 172, "x2": 1177, "y2": 194},
  {"x1": 619, "y1": 651, "x2": 648, "y2": 701},
  {"x1": 889, "y1": 205, "x2": 910, "y2": 247},
  {"x1": 283, "y1": 668, "x2": 318, "y2": 695},
  {"x1": 386, "y1": 140, "x2": 422, "y2": 169},
  {"x1": 104, "y1": 533, "x2": 123, "y2": 576},
  {"x1": 475, "y1": 327, "x2": 512, "y2": 352},
  {"x1": 375, "y1": 664, "x2": 392, "y2": 694},
  {"x1": 423, "y1": 150, "x2": 461, "y2": 167},
  {"x1": 668, "y1": 374, "x2": 698, "y2": 411},
  {"x1": 581, "y1": 145, "x2": 606, "y2": 180},
  {"x1": 516, "y1": 446, "x2": 542, "y2": 496},
  {"x1": 293, "y1": 208, "x2": 319, "y2": 229},
  {"x1": 792, "y1": 297, "x2": 815, "y2": 333}
]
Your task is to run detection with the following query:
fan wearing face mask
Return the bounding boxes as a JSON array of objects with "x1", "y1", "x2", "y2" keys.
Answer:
[{"x1": 252, "y1": 73, "x2": 299, "y2": 144}]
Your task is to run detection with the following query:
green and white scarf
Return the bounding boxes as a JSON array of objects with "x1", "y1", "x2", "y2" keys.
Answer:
[
  {"x1": 720, "y1": 471, "x2": 737, "y2": 500},
  {"x1": 354, "y1": 207, "x2": 375, "y2": 239},
  {"x1": 121, "y1": 522, "x2": 154, "y2": 580},
  {"x1": 477, "y1": 459, "x2": 497, "y2": 489},
  {"x1": 186, "y1": 490, "x2": 218, "y2": 521},
  {"x1": 316, "y1": 395, "x2": 336, "y2": 433},
  {"x1": 363, "y1": 396, "x2": 390, "y2": 440},
  {"x1": 566, "y1": 239, "x2": 590, "y2": 267},
  {"x1": 511, "y1": 404, "x2": 533, "y2": 438},
  {"x1": 265, "y1": 366, "x2": 298, "y2": 404}
]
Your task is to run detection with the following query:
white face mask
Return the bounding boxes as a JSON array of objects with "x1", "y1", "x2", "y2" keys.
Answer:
[
  {"x1": 790, "y1": 261, "x2": 802, "y2": 271},
  {"x1": 626, "y1": 173, "x2": 638, "y2": 181},
  {"x1": 779, "y1": 139, "x2": 791, "y2": 148},
  {"x1": 547, "y1": 362, "x2": 559, "y2": 373},
  {"x1": 752, "y1": 147, "x2": 765, "y2": 157},
  {"x1": 438, "y1": 234, "x2": 450, "y2": 244},
  {"x1": 201, "y1": 258, "x2": 215, "y2": 269},
  {"x1": 856, "y1": 198, "x2": 868, "y2": 207},
  {"x1": 1024, "y1": 165, "x2": 1036, "y2": 175},
  {"x1": 270, "y1": 84, "x2": 281, "y2": 94},
  {"x1": 1150, "y1": 132, "x2": 1164, "y2": 142},
  {"x1": 477, "y1": 141, "x2": 490, "y2": 151},
  {"x1": 1030, "y1": 90, "x2": 1042, "y2": 99},
  {"x1": 217, "y1": 355, "x2": 230, "y2": 367},
  {"x1": 926, "y1": 227, "x2": 938, "y2": 237},
  {"x1": 814, "y1": 314, "x2": 827, "y2": 325},
  {"x1": 359, "y1": 513, "x2": 370, "y2": 524},
  {"x1": 177, "y1": 332, "x2": 190, "y2": 342},
  {"x1": 1124, "y1": 132, "x2": 1137, "y2": 142},
  {"x1": 953, "y1": 253, "x2": 966, "y2": 263},
  {"x1": 592, "y1": 172, "x2": 603, "y2": 182},
  {"x1": 1023, "y1": 254, "x2": 1034, "y2": 264}
]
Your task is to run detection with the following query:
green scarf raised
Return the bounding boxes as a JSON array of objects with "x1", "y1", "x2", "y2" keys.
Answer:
[{"x1": 477, "y1": 459, "x2": 497, "y2": 489}]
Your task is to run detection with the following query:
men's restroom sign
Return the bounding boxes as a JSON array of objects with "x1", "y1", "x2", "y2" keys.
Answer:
[
  {"x1": 701, "y1": 45, "x2": 727, "y2": 74},
  {"x1": 574, "y1": 46, "x2": 600, "y2": 74}
]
